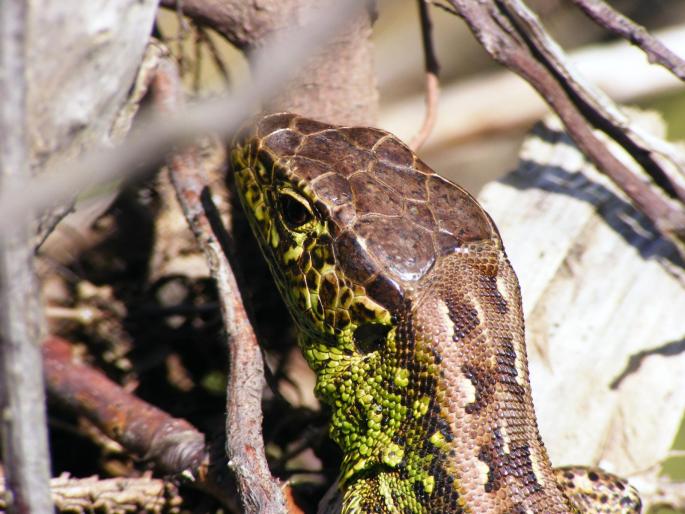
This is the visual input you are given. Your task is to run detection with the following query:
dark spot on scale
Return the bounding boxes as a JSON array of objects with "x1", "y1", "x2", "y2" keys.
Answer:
[
  {"x1": 461, "y1": 364, "x2": 496, "y2": 414},
  {"x1": 478, "y1": 434, "x2": 542, "y2": 498},
  {"x1": 496, "y1": 338, "x2": 525, "y2": 396},
  {"x1": 564, "y1": 470, "x2": 575, "y2": 480},
  {"x1": 480, "y1": 275, "x2": 509, "y2": 314},
  {"x1": 305, "y1": 268, "x2": 319, "y2": 288},
  {"x1": 349, "y1": 302, "x2": 379, "y2": 324},
  {"x1": 478, "y1": 447, "x2": 498, "y2": 493},
  {"x1": 353, "y1": 323, "x2": 390, "y2": 355},
  {"x1": 324, "y1": 310, "x2": 336, "y2": 327},
  {"x1": 339, "y1": 288, "x2": 353, "y2": 307},
  {"x1": 435, "y1": 417, "x2": 454, "y2": 442},
  {"x1": 413, "y1": 479, "x2": 428, "y2": 501},
  {"x1": 319, "y1": 275, "x2": 339, "y2": 307},
  {"x1": 444, "y1": 299, "x2": 480, "y2": 343},
  {"x1": 588, "y1": 471, "x2": 599, "y2": 482},
  {"x1": 310, "y1": 247, "x2": 325, "y2": 270},
  {"x1": 256, "y1": 149, "x2": 275, "y2": 176}
]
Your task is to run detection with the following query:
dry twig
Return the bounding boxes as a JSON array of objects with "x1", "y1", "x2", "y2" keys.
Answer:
[
  {"x1": 410, "y1": 0, "x2": 441, "y2": 151},
  {"x1": 570, "y1": 0, "x2": 685, "y2": 81},
  {"x1": 0, "y1": 475, "x2": 183, "y2": 514},
  {"x1": 42, "y1": 334, "x2": 243, "y2": 510},
  {"x1": 149, "y1": 57, "x2": 286, "y2": 513}
]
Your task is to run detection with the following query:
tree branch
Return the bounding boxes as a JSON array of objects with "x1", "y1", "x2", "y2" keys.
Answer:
[
  {"x1": 148, "y1": 56, "x2": 286, "y2": 513},
  {"x1": 43, "y1": 336, "x2": 206, "y2": 475},
  {"x1": 42, "y1": 335, "x2": 245, "y2": 510},
  {"x1": 442, "y1": 0, "x2": 685, "y2": 254},
  {"x1": 0, "y1": 1, "x2": 53, "y2": 511}
]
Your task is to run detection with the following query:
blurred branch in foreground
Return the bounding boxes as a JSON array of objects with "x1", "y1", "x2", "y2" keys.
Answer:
[
  {"x1": 0, "y1": 0, "x2": 370, "y2": 243},
  {"x1": 0, "y1": 1, "x2": 53, "y2": 511}
]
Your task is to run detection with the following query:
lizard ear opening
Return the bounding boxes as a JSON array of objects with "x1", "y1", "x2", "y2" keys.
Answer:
[{"x1": 353, "y1": 323, "x2": 391, "y2": 355}]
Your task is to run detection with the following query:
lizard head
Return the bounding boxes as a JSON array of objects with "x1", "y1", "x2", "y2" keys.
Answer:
[{"x1": 231, "y1": 112, "x2": 499, "y2": 493}]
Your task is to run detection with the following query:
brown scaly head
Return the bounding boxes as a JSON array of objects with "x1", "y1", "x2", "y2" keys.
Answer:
[{"x1": 230, "y1": 113, "x2": 641, "y2": 513}]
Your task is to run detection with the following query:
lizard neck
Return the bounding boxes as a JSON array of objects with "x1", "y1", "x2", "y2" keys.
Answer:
[{"x1": 334, "y1": 241, "x2": 576, "y2": 513}]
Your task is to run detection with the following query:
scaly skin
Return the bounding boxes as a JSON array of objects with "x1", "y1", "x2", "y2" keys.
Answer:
[{"x1": 230, "y1": 113, "x2": 642, "y2": 513}]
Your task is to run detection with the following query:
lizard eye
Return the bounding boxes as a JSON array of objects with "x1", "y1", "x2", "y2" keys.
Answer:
[{"x1": 280, "y1": 191, "x2": 314, "y2": 230}]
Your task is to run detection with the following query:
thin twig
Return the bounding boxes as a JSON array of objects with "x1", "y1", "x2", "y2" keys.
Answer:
[
  {"x1": 430, "y1": 1, "x2": 459, "y2": 17},
  {"x1": 570, "y1": 0, "x2": 685, "y2": 81},
  {"x1": 149, "y1": 56, "x2": 286, "y2": 513},
  {"x1": 410, "y1": 0, "x2": 441, "y2": 151},
  {"x1": 0, "y1": 1, "x2": 54, "y2": 512},
  {"x1": 196, "y1": 26, "x2": 232, "y2": 86}
]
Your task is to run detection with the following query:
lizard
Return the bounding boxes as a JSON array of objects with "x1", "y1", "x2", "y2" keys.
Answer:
[{"x1": 230, "y1": 112, "x2": 642, "y2": 513}]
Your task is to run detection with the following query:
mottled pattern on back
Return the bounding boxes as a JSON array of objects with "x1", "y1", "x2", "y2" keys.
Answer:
[{"x1": 230, "y1": 113, "x2": 642, "y2": 514}]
